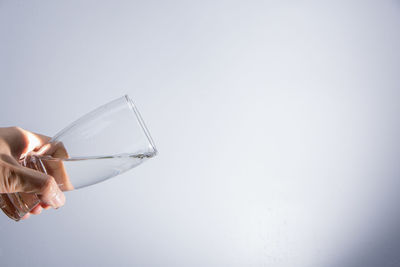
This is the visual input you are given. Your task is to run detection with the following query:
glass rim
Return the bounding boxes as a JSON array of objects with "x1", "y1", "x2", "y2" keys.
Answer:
[
  {"x1": 50, "y1": 94, "x2": 157, "y2": 157},
  {"x1": 124, "y1": 94, "x2": 158, "y2": 156}
]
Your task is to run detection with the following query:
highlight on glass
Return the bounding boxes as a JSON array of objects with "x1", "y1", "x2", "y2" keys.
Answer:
[{"x1": 0, "y1": 95, "x2": 157, "y2": 221}]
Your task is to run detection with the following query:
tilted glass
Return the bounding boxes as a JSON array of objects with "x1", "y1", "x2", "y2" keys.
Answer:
[{"x1": 0, "y1": 95, "x2": 157, "y2": 221}]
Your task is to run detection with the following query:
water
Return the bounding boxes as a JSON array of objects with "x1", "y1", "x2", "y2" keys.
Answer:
[
  {"x1": 37, "y1": 152, "x2": 156, "y2": 190},
  {"x1": 0, "y1": 152, "x2": 155, "y2": 221}
]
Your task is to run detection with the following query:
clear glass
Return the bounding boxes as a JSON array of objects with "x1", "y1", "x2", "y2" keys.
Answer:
[{"x1": 0, "y1": 95, "x2": 157, "y2": 221}]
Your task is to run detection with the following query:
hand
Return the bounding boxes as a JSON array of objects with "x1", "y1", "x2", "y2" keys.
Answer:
[{"x1": 0, "y1": 127, "x2": 66, "y2": 219}]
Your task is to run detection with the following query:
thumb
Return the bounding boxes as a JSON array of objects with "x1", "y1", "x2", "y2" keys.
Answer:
[{"x1": 1, "y1": 161, "x2": 65, "y2": 209}]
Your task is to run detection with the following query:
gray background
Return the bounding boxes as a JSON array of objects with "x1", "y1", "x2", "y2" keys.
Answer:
[{"x1": 1, "y1": 1, "x2": 400, "y2": 266}]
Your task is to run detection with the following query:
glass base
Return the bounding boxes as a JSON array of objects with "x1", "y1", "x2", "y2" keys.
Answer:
[
  {"x1": 0, "y1": 193, "x2": 40, "y2": 221},
  {"x1": 0, "y1": 155, "x2": 45, "y2": 221}
]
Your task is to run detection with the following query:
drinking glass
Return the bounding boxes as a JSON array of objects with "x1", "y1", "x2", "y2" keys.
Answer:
[{"x1": 0, "y1": 95, "x2": 157, "y2": 221}]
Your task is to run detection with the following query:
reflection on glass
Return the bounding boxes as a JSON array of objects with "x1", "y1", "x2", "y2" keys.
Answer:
[{"x1": 1, "y1": 95, "x2": 157, "y2": 221}]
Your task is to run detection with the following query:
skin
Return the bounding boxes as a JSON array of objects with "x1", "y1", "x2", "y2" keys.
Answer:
[{"x1": 0, "y1": 127, "x2": 72, "y2": 220}]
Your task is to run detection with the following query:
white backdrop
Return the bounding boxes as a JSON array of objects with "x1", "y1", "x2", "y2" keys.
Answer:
[{"x1": 1, "y1": 1, "x2": 400, "y2": 266}]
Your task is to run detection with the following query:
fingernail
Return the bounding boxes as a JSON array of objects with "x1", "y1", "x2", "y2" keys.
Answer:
[{"x1": 51, "y1": 191, "x2": 65, "y2": 209}]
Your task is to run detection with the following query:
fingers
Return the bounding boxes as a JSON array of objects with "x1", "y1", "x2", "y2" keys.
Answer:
[
  {"x1": 0, "y1": 157, "x2": 65, "y2": 209},
  {"x1": 30, "y1": 204, "x2": 43, "y2": 215},
  {"x1": 0, "y1": 128, "x2": 68, "y2": 221},
  {"x1": 9, "y1": 128, "x2": 74, "y2": 191},
  {"x1": 36, "y1": 176, "x2": 65, "y2": 209},
  {"x1": 21, "y1": 213, "x2": 30, "y2": 220},
  {"x1": 37, "y1": 141, "x2": 68, "y2": 159},
  {"x1": 19, "y1": 201, "x2": 58, "y2": 220},
  {"x1": 41, "y1": 202, "x2": 51, "y2": 210},
  {"x1": 21, "y1": 204, "x2": 45, "y2": 220},
  {"x1": 17, "y1": 166, "x2": 65, "y2": 209},
  {"x1": 3, "y1": 127, "x2": 51, "y2": 159},
  {"x1": 36, "y1": 142, "x2": 74, "y2": 191}
]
